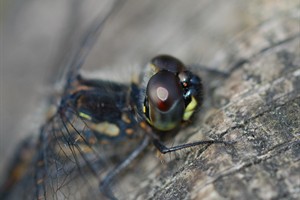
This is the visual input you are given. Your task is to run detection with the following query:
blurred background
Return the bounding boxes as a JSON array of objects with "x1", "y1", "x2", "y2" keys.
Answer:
[{"x1": 0, "y1": 0, "x2": 297, "y2": 177}]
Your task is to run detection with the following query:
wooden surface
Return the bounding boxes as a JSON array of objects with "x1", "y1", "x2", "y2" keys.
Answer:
[
  {"x1": 1, "y1": 0, "x2": 299, "y2": 199},
  {"x1": 110, "y1": 1, "x2": 300, "y2": 200},
  {"x1": 126, "y1": 13, "x2": 300, "y2": 200}
]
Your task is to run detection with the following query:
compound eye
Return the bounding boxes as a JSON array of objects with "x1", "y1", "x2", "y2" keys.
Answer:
[
  {"x1": 147, "y1": 71, "x2": 182, "y2": 111},
  {"x1": 144, "y1": 70, "x2": 185, "y2": 131},
  {"x1": 151, "y1": 55, "x2": 185, "y2": 74}
]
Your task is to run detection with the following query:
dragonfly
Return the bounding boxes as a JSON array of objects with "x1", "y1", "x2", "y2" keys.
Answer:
[{"x1": 0, "y1": 1, "x2": 232, "y2": 199}]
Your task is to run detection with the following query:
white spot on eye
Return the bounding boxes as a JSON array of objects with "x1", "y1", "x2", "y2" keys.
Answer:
[{"x1": 157, "y1": 87, "x2": 168, "y2": 101}]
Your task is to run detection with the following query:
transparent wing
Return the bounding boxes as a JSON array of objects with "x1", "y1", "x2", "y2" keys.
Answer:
[
  {"x1": 61, "y1": 0, "x2": 126, "y2": 93},
  {"x1": 0, "y1": 1, "x2": 143, "y2": 199},
  {"x1": 1, "y1": 82, "x2": 143, "y2": 199}
]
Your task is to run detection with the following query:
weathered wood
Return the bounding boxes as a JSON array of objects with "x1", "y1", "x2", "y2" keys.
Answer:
[
  {"x1": 113, "y1": 4, "x2": 300, "y2": 200},
  {"x1": 1, "y1": 1, "x2": 299, "y2": 200}
]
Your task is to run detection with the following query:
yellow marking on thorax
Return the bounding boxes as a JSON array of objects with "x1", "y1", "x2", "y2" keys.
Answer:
[
  {"x1": 183, "y1": 96, "x2": 197, "y2": 121},
  {"x1": 89, "y1": 121, "x2": 120, "y2": 137},
  {"x1": 79, "y1": 112, "x2": 92, "y2": 120}
]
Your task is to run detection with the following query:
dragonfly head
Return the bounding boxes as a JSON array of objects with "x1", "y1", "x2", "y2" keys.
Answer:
[{"x1": 143, "y1": 55, "x2": 203, "y2": 131}]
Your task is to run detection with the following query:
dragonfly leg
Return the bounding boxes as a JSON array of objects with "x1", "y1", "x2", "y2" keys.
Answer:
[
  {"x1": 99, "y1": 135, "x2": 150, "y2": 199},
  {"x1": 153, "y1": 138, "x2": 235, "y2": 154}
]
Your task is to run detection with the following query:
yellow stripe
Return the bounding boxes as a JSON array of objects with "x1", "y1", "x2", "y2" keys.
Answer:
[
  {"x1": 79, "y1": 112, "x2": 92, "y2": 120},
  {"x1": 183, "y1": 96, "x2": 197, "y2": 120},
  {"x1": 90, "y1": 121, "x2": 120, "y2": 137}
]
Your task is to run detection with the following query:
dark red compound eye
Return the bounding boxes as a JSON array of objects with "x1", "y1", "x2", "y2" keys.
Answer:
[
  {"x1": 143, "y1": 55, "x2": 203, "y2": 131},
  {"x1": 147, "y1": 70, "x2": 183, "y2": 112},
  {"x1": 151, "y1": 55, "x2": 185, "y2": 74},
  {"x1": 144, "y1": 70, "x2": 185, "y2": 131}
]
